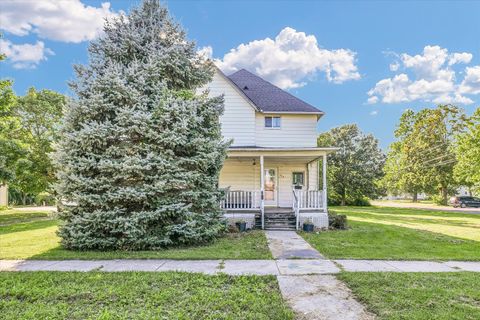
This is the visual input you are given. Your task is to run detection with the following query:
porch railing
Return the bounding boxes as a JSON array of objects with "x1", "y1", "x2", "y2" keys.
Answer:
[
  {"x1": 221, "y1": 190, "x2": 261, "y2": 210},
  {"x1": 292, "y1": 190, "x2": 300, "y2": 230},
  {"x1": 293, "y1": 189, "x2": 325, "y2": 230},
  {"x1": 294, "y1": 189, "x2": 324, "y2": 209}
]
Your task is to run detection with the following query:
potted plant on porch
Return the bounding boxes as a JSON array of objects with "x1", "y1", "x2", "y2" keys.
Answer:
[
  {"x1": 303, "y1": 218, "x2": 315, "y2": 232},
  {"x1": 235, "y1": 219, "x2": 248, "y2": 232}
]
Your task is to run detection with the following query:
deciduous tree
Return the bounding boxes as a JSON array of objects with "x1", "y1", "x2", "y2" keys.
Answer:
[
  {"x1": 318, "y1": 124, "x2": 385, "y2": 206},
  {"x1": 454, "y1": 107, "x2": 480, "y2": 193}
]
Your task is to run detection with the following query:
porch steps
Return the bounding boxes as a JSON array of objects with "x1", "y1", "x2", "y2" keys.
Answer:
[{"x1": 255, "y1": 212, "x2": 297, "y2": 230}]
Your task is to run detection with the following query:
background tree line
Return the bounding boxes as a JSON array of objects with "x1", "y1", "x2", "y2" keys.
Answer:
[
  {"x1": 0, "y1": 53, "x2": 65, "y2": 205},
  {"x1": 319, "y1": 105, "x2": 480, "y2": 206}
]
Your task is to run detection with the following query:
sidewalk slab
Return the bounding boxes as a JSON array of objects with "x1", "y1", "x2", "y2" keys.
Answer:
[
  {"x1": 336, "y1": 260, "x2": 400, "y2": 272},
  {"x1": 157, "y1": 260, "x2": 221, "y2": 274},
  {"x1": 384, "y1": 261, "x2": 456, "y2": 272},
  {"x1": 276, "y1": 259, "x2": 340, "y2": 275},
  {"x1": 100, "y1": 260, "x2": 167, "y2": 272},
  {"x1": 41, "y1": 260, "x2": 106, "y2": 271},
  {"x1": 266, "y1": 231, "x2": 324, "y2": 259},
  {"x1": 222, "y1": 260, "x2": 278, "y2": 275},
  {"x1": 277, "y1": 275, "x2": 375, "y2": 320},
  {"x1": 445, "y1": 261, "x2": 480, "y2": 272},
  {"x1": 0, "y1": 260, "x2": 23, "y2": 271},
  {"x1": 14, "y1": 260, "x2": 60, "y2": 271}
]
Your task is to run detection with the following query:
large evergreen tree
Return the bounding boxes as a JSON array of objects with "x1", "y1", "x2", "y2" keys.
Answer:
[{"x1": 54, "y1": 0, "x2": 228, "y2": 250}]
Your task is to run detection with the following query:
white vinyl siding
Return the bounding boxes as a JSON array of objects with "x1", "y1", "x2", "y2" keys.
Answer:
[
  {"x1": 204, "y1": 71, "x2": 256, "y2": 146},
  {"x1": 255, "y1": 113, "x2": 318, "y2": 147},
  {"x1": 307, "y1": 161, "x2": 319, "y2": 190},
  {"x1": 219, "y1": 159, "x2": 257, "y2": 191}
]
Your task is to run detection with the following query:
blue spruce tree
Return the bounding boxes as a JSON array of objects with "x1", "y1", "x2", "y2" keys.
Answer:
[{"x1": 54, "y1": 0, "x2": 228, "y2": 250}]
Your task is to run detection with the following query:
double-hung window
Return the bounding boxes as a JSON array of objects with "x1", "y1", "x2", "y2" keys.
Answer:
[{"x1": 265, "y1": 116, "x2": 281, "y2": 129}]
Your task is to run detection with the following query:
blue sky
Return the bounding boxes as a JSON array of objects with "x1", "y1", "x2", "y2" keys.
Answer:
[{"x1": 1, "y1": 0, "x2": 479, "y2": 149}]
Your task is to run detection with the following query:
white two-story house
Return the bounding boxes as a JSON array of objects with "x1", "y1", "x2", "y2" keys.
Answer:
[{"x1": 207, "y1": 68, "x2": 337, "y2": 230}]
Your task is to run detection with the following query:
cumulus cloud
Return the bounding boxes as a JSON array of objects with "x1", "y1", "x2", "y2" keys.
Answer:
[
  {"x1": 448, "y1": 52, "x2": 473, "y2": 66},
  {"x1": 0, "y1": 0, "x2": 117, "y2": 43},
  {"x1": 214, "y1": 27, "x2": 360, "y2": 89},
  {"x1": 459, "y1": 66, "x2": 480, "y2": 95},
  {"x1": 368, "y1": 45, "x2": 479, "y2": 105},
  {"x1": 0, "y1": 39, "x2": 53, "y2": 69}
]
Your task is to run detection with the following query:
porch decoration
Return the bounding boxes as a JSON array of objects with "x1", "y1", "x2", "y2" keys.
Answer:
[
  {"x1": 302, "y1": 218, "x2": 315, "y2": 232},
  {"x1": 54, "y1": 0, "x2": 229, "y2": 250}
]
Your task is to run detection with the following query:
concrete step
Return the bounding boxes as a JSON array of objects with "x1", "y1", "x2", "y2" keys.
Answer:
[{"x1": 265, "y1": 227, "x2": 297, "y2": 231}]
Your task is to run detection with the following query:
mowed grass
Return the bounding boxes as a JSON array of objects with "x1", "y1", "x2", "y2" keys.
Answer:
[
  {"x1": 0, "y1": 271, "x2": 293, "y2": 320},
  {"x1": 339, "y1": 272, "x2": 480, "y2": 320},
  {"x1": 0, "y1": 208, "x2": 272, "y2": 260},
  {"x1": 301, "y1": 206, "x2": 480, "y2": 260},
  {"x1": 338, "y1": 206, "x2": 480, "y2": 241}
]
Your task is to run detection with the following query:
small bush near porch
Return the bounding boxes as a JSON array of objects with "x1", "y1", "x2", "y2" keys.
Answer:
[
  {"x1": 0, "y1": 208, "x2": 271, "y2": 260},
  {"x1": 0, "y1": 272, "x2": 293, "y2": 320}
]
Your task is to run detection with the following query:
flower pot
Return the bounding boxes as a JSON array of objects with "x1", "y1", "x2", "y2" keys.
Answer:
[
  {"x1": 236, "y1": 222, "x2": 247, "y2": 232},
  {"x1": 303, "y1": 223, "x2": 314, "y2": 232}
]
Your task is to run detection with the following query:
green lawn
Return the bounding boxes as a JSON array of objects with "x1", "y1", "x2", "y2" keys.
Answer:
[
  {"x1": 0, "y1": 208, "x2": 271, "y2": 260},
  {"x1": 301, "y1": 206, "x2": 480, "y2": 260},
  {"x1": 337, "y1": 206, "x2": 480, "y2": 241},
  {"x1": 0, "y1": 271, "x2": 293, "y2": 320},
  {"x1": 339, "y1": 272, "x2": 480, "y2": 320}
]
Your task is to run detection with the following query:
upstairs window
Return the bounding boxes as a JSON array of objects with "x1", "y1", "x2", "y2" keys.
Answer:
[{"x1": 265, "y1": 116, "x2": 281, "y2": 128}]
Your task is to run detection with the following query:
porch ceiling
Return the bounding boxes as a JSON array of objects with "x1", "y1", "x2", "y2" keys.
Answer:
[{"x1": 227, "y1": 147, "x2": 338, "y2": 163}]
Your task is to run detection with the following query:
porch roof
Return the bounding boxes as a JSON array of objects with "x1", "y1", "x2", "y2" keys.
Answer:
[{"x1": 227, "y1": 146, "x2": 339, "y2": 162}]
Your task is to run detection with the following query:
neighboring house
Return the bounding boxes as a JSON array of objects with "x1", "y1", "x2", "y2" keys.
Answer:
[
  {"x1": 205, "y1": 68, "x2": 337, "y2": 230},
  {"x1": 0, "y1": 184, "x2": 7, "y2": 207}
]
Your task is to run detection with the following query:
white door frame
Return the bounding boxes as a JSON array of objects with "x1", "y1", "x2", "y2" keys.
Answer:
[{"x1": 264, "y1": 167, "x2": 278, "y2": 207}]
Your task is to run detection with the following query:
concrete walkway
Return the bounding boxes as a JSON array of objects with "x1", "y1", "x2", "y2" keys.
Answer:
[
  {"x1": 266, "y1": 230, "x2": 373, "y2": 320},
  {"x1": 2, "y1": 259, "x2": 479, "y2": 274},
  {"x1": 277, "y1": 275, "x2": 375, "y2": 320},
  {"x1": 266, "y1": 230, "x2": 325, "y2": 259}
]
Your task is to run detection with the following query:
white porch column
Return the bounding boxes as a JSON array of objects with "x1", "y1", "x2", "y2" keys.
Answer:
[
  {"x1": 322, "y1": 154, "x2": 328, "y2": 213},
  {"x1": 260, "y1": 155, "x2": 265, "y2": 229}
]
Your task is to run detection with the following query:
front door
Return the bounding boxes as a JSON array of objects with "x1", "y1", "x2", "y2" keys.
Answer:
[{"x1": 264, "y1": 168, "x2": 277, "y2": 206}]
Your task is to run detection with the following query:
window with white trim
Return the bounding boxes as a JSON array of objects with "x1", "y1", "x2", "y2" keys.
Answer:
[{"x1": 265, "y1": 116, "x2": 281, "y2": 128}]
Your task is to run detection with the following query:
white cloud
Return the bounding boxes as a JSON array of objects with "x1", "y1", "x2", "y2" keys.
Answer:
[
  {"x1": 448, "y1": 52, "x2": 473, "y2": 66},
  {"x1": 0, "y1": 39, "x2": 53, "y2": 69},
  {"x1": 459, "y1": 66, "x2": 480, "y2": 95},
  {"x1": 0, "y1": 0, "x2": 117, "y2": 43},
  {"x1": 368, "y1": 45, "x2": 478, "y2": 105},
  {"x1": 214, "y1": 27, "x2": 360, "y2": 89},
  {"x1": 370, "y1": 110, "x2": 378, "y2": 116}
]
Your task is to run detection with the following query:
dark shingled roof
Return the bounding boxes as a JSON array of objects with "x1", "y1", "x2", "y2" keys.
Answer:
[{"x1": 227, "y1": 69, "x2": 323, "y2": 114}]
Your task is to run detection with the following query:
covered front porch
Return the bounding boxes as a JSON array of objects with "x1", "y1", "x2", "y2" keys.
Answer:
[{"x1": 219, "y1": 147, "x2": 337, "y2": 229}]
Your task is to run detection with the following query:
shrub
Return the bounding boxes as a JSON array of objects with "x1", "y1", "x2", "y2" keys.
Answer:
[
  {"x1": 328, "y1": 211, "x2": 348, "y2": 230},
  {"x1": 431, "y1": 194, "x2": 447, "y2": 206},
  {"x1": 328, "y1": 196, "x2": 371, "y2": 206}
]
